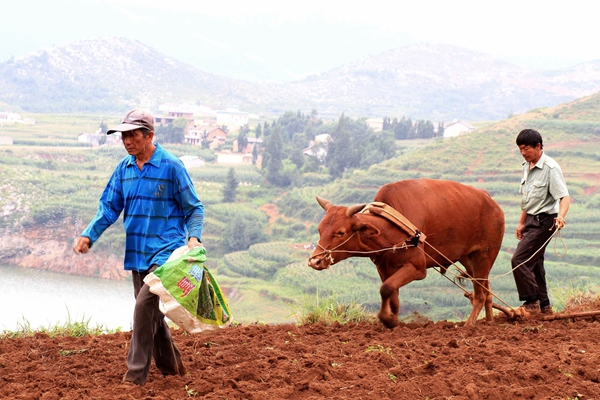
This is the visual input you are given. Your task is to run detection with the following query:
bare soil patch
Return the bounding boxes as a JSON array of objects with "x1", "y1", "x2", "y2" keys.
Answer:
[{"x1": 2, "y1": 309, "x2": 600, "y2": 399}]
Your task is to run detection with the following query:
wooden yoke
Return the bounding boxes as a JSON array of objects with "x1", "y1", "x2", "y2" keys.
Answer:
[{"x1": 359, "y1": 202, "x2": 427, "y2": 243}]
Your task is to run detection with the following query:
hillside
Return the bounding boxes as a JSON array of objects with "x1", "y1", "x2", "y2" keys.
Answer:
[
  {"x1": 286, "y1": 44, "x2": 600, "y2": 120},
  {"x1": 3, "y1": 39, "x2": 600, "y2": 120},
  {"x1": 1, "y1": 92, "x2": 600, "y2": 325},
  {"x1": 0, "y1": 37, "x2": 256, "y2": 113},
  {"x1": 269, "y1": 91, "x2": 600, "y2": 320}
]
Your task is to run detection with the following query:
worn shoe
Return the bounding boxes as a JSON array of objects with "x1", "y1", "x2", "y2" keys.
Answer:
[
  {"x1": 522, "y1": 300, "x2": 540, "y2": 313},
  {"x1": 541, "y1": 305, "x2": 553, "y2": 314},
  {"x1": 123, "y1": 372, "x2": 145, "y2": 386}
]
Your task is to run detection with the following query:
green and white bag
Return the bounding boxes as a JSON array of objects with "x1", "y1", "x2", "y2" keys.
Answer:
[{"x1": 144, "y1": 246, "x2": 233, "y2": 333}]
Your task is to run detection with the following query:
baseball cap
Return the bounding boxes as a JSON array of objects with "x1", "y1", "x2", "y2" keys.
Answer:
[{"x1": 107, "y1": 109, "x2": 155, "y2": 135}]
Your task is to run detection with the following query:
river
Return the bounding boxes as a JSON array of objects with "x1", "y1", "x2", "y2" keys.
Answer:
[{"x1": 1, "y1": 264, "x2": 134, "y2": 332}]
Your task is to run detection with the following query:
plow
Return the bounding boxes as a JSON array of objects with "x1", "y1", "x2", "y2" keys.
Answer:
[{"x1": 464, "y1": 292, "x2": 600, "y2": 322}]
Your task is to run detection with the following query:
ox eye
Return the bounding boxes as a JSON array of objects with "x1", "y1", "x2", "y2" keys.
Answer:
[{"x1": 334, "y1": 231, "x2": 345, "y2": 238}]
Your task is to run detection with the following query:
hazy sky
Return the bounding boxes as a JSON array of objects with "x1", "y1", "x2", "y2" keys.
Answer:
[{"x1": 2, "y1": 0, "x2": 595, "y2": 81}]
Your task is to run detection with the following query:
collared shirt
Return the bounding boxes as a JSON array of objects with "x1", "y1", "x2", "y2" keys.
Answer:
[
  {"x1": 520, "y1": 152, "x2": 569, "y2": 215},
  {"x1": 82, "y1": 143, "x2": 204, "y2": 272}
]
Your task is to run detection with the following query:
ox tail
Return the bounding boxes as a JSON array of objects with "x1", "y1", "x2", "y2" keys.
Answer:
[{"x1": 454, "y1": 269, "x2": 470, "y2": 286}]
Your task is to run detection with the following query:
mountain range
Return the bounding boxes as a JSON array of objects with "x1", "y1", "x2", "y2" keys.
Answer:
[{"x1": 2, "y1": 37, "x2": 600, "y2": 121}]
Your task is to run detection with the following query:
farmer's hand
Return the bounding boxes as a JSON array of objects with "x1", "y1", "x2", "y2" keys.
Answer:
[
  {"x1": 554, "y1": 217, "x2": 566, "y2": 230},
  {"x1": 515, "y1": 223, "x2": 525, "y2": 240},
  {"x1": 73, "y1": 236, "x2": 91, "y2": 254},
  {"x1": 188, "y1": 237, "x2": 204, "y2": 250}
]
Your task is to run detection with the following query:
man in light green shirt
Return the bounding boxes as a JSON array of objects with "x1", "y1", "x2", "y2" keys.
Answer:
[{"x1": 512, "y1": 129, "x2": 570, "y2": 314}]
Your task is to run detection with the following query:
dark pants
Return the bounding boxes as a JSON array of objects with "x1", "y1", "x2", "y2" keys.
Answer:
[
  {"x1": 511, "y1": 213, "x2": 557, "y2": 307},
  {"x1": 123, "y1": 265, "x2": 185, "y2": 386}
]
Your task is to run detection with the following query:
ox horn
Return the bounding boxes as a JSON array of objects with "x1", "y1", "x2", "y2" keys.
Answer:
[
  {"x1": 346, "y1": 203, "x2": 366, "y2": 217},
  {"x1": 316, "y1": 196, "x2": 332, "y2": 210}
]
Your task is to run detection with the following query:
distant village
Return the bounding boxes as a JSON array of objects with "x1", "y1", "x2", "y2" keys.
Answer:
[
  {"x1": 74, "y1": 104, "x2": 265, "y2": 169},
  {"x1": 2, "y1": 106, "x2": 476, "y2": 169},
  {"x1": 0, "y1": 111, "x2": 36, "y2": 145}
]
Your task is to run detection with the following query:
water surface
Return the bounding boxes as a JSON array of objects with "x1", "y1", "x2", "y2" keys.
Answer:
[{"x1": 1, "y1": 264, "x2": 134, "y2": 332}]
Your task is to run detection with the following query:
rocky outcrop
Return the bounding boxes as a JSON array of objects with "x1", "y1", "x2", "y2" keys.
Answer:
[{"x1": 0, "y1": 227, "x2": 128, "y2": 281}]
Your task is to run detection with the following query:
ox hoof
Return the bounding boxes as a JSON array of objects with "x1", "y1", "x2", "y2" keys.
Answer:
[{"x1": 378, "y1": 313, "x2": 399, "y2": 329}]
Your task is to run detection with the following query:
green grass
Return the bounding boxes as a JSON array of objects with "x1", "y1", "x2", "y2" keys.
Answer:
[
  {"x1": 290, "y1": 292, "x2": 378, "y2": 325},
  {"x1": 1, "y1": 313, "x2": 122, "y2": 339}
]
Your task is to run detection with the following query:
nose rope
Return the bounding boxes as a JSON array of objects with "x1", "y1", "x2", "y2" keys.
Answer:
[
  {"x1": 313, "y1": 232, "x2": 358, "y2": 264},
  {"x1": 312, "y1": 232, "x2": 416, "y2": 265}
]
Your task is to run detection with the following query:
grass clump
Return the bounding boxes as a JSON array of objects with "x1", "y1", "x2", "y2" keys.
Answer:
[
  {"x1": 291, "y1": 292, "x2": 377, "y2": 325},
  {"x1": 551, "y1": 279, "x2": 599, "y2": 312},
  {"x1": 0, "y1": 313, "x2": 122, "y2": 339}
]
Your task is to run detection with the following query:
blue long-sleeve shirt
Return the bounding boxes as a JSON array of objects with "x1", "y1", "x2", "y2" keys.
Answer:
[{"x1": 82, "y1": 143, "x2": 204, "y2": 271}]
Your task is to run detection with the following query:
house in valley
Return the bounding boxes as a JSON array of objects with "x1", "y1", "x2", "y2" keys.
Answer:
[
  {"x1": 216, "y1": 106, "x2": 249, "y2": 128},
  {"x1": 155, "y1": 110, "x2": 195, "y2": 136},
  {"x1": 233, "y1": 137, "x2": 263, "y2": 153},
  {"x1": 185, "y1": 126, "x2": 228, "y2": 148},
  {"x1": 443, "y1": 120, "x2": 475, "y2": 138},
  {"x1": 303, "y1": 133, "x2": 331, "y2": 160},
  {"x1": 179, "y1": 155, "x2": 206, "y2": 169},
  {"x1": 215, "y1": 150, "x2": 254, "y2": 165}
]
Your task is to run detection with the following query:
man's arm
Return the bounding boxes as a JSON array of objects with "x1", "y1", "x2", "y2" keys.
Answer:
[
  {"x1": 176, "y1": 169, "x2": 204, "y2": 244},
  {"x1": 515, "y1": 210, "x2": 527, "y2": 240},
  {"x1": 73, "y1": 167, "x2": 124, "y2": 254},
  {"x1": 555, "y1": 196, "x2": 570, "y2": 229}
]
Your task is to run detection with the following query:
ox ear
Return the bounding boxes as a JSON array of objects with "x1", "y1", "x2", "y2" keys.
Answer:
[
  {"x1": 316, "y1": 196, "x2": 332, "y2": 211},
  {"x1": 346, "y1": 203, "x2": 366, "y2": 217},
  {"x1": 353, "y1": 222, "x2": 380, "y2": 237}
]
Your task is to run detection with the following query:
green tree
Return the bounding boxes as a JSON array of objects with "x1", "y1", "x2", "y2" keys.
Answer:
[
  {"x1": 289, "y1": 136, "x2": 306, "y2": 169},
  {"x1": 255, "y1": 123, "x2": 262, "y2": 140},
  {"x1": 237, "y1": 124, "x2": 249, "y2": 152},
  {"x1": 326, "y1": 114, "x2": 359, "y2": 177},
  {"x1": 99, "y1": 120, "x2": 108, "y2": 134},
  {"x1": 264, "y1": 125, "x2": 284, "y2": 186},
  {"x1": 252, "y1": 144, "x2": 259, "y2": 165},
  {"x1": 155, "y1": 117, "x2": 187, "y2": 143},
  {"x1": 201, "y1": 130, "x2": 210, "y2": 148},
  {"x1": 222, "y1": 167, "x2": 238, "y2": 203},
  {"x1": 224, "y1": 217, "x2": 268, "y2": 252}
]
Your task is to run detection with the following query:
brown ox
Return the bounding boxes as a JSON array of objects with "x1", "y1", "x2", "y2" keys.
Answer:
[{"x1": 308, "y1": 178, "x2": 505, "y2": 327}]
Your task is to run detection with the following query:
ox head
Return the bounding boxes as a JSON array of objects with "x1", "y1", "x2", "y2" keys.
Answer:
[{"x1": 308, "y1": 196, "x2": 380, "y2": 270}]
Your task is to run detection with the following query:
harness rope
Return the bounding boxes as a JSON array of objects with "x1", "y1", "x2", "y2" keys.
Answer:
[{"x1": 314, "y1": 202, "x2": 568, "y2": 314}]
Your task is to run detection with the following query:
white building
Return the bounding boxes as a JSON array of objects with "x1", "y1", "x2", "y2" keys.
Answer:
[
  {"x1": 216, "y1": 106, "x2": 249, "y2": 128},
  {"x1": 179, "y1": 155, "x2": 206, "y2": 169},
  {"x1": 303, "y1": 133, "x2": 331, "y2": 160},
  {"x1": 216, "y1": 151, "x2": 254, "y2": 165},
  {"x1": 443, "y1": 120, "x2": 475, "y2": 138}
]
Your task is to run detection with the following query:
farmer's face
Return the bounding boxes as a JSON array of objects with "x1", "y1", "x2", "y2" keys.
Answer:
[
  {"x1": 121, "y1": 129, "x2": 153, "y2": 158},
  {"x1": 518, "y1": 143, "x2": 542, "y2": 164}
]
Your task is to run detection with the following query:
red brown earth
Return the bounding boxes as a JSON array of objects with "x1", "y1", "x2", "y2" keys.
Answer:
[{"x1": 2, "y1": 303, "x2": 600, "y2": 400}]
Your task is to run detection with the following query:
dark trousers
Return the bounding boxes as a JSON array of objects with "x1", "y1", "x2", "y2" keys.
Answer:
[
  {"x1": 511, "y1": 213, "x2": 557, "y2": 307},
  {"x1": 124, "y1": 265, "x2": 185, "y2": 386}
]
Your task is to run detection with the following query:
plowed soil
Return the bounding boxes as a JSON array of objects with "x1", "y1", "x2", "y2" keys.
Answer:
[{"x1": 2, "y1": 307, "x2": 600, "y2": 400}]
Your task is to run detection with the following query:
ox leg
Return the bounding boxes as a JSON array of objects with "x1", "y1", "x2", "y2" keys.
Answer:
[
  {"x1": 460, "y1": 256, "x2": 494, "y2": 325},
  {"x1": 378, "y1": 262, "x2": 427, "y2": 328}
]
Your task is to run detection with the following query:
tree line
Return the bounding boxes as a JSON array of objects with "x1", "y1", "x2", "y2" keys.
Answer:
[
  {"x1": 129, "y1": 111, "x2": 442, "y2": 189},
  {"x1": 382, "y1": 116, "x2": 444, "y2": 140}
]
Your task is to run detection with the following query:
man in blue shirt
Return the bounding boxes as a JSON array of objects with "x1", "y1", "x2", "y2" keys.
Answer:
[{"x1": 73, "y1": 109, "x2": 204, "y2": 386}]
